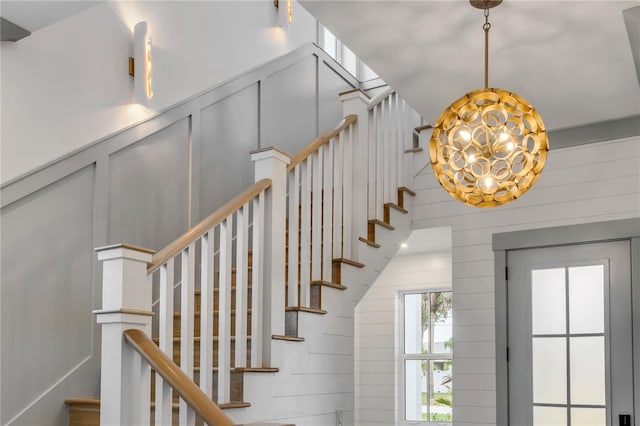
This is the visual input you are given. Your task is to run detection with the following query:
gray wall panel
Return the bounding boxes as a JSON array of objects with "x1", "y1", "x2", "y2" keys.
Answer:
[
  {"x1": 198, "y1": 83, "x2": 259, "y2": 220},
  {"x1": 263, "y1": 55, "x2": 317, "y2": 155},
  {"x1": 1, "y1": 165, "x2": 96, "y2": 424},
  {"x1": 108, "y1": 118, "x2": 190, "y2": 251},
  {"x1": 319, "y1": 61, "x2": 355, "y2": 132}
]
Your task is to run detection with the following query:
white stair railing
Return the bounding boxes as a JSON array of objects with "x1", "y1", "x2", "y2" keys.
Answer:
[
  {"x1": 94, "y1": 87, "x2": 421, "y2": 425},
  {"x1": 283, "y1": 87, "x2": 421, "y2": 307}
]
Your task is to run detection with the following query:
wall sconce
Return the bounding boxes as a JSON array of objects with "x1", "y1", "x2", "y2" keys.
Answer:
[
  {"x1": 129, "y1": 21, "x2": 153, "y2": 104},
  {"x1": 274, "y1": 0, "x2": 292, "y2": 26}
]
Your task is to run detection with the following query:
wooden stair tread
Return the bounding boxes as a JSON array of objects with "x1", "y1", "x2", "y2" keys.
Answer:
[
  {"x1": 285, "y1": 306, "x2": 327, "y2": 314},
  {"x1": 153, "y1": 335, "x2": 251, "y2": 343},
  {"x1": 332, "y1": 257, "x2": 364, "y2": 268},
  {"x1": 384, "y1": 202, "x2": 408, "y2": 214},
  {"x1": 359, "y1": 237, "x2": 381, "y2": 248},
  {"x1": 174, "y1": 308, "x2": 252, "y2": 317},
  {"x1": 149, "y1": 401, "x2": 251, "y2": 410},
  {"x1": 368, "y1": 219, "x2": 394, "y2": 230},
  {"x1": 399, "y1": 186, "x2": 417, "y2": 196},
  {"x1": 310, "y1": 280, "x2": 347, "y2": 290},
  {"x1": 235, "y1": 367, "x2": 279, "y2": 373},
  {"x1": 65, "y1": 397, "x2": 100, "y2": 406},
  {"x1": 272, "y1": 334, "x2": 304, "y2": 342}
]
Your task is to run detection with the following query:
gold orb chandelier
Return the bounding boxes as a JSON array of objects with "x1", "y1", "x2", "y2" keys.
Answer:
[{"x1": 429, "y1": 0, "x2": 549, "y2": 208}]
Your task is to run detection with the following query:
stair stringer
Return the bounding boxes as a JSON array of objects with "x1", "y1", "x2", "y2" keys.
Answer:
[{"x1": 224, "y1": 202, "x2": 413, "y2": 426}]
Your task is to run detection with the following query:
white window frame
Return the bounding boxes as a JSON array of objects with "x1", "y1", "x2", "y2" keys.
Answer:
[
  {"x1": 317, "y1": 23, "x2": 378, "y2": 82},
  {"x1": 399, "y1": 289, "x2": 453, "y2": 425}
]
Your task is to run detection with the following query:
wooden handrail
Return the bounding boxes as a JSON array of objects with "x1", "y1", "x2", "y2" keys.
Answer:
[
  {"x1": 367, "y1": 87, "x2": 394, "y2": 111},
  {"x1": 287, "y1": 114, "x2": 357, "y2": 171},
  {"x1": 123, "y1": 329, "x2": 235, "y2": 426},
  {"x1": 148, "y1": 178, "x2": 271, "y2": 273}
]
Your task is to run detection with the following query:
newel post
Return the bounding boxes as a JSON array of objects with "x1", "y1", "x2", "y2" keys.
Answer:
[
  {"x1": 340, "y1": 89, "x2": 371, "y2": 262},
  {"x1": 251, "y1": 147, "x2": 290, "y2": 365},
  {"x1": 94, "y1": 244, "x2": 154, "y2": 426}
]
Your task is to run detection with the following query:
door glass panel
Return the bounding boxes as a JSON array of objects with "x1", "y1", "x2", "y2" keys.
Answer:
[
  {"x1": 569, "y1": 265, "x2": 605, "y2": 334},
  {"x1": 532, "y1": 268, "x2": 566, "y2": 334},
  {"x1": 570, "y1": 408, "x2": 606, "y2": 426},
  {"x1": 533, "y1": 406, "x2": 566, "y2": 425},
  {"x1": 532, "y1": 337, "x2": 567, "y2": 404},
  {"x1": 570, "y1": 336, "x2": 606, "y2": 405}
]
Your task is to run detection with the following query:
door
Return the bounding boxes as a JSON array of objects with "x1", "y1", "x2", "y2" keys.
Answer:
[{"x1": 507, "y1": 240, "x2": 634, "y2": 425}]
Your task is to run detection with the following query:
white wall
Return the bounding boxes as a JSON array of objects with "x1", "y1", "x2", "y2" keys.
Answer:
[
  {"x1": 411, "y1": 135, "x2": 640, "y2": 425},
  {"x1": 355, "y1": 228, "x2": 453, "y2": 426},
  {"x1": 1, "y1": 0, "x2": 317, "y2": 184}
]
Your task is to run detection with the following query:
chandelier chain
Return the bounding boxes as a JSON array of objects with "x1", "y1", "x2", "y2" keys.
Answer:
[{"x1": 483, "y1": 3, "x2": 491, "y2": 87}]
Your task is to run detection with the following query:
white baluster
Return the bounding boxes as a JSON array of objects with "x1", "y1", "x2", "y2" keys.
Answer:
[
  {"x1": 287, "y1": 167, "x2": 300, "y2": 307},
  {"x1": 299, "y1": 159, "x2": 311, "y2": 307},
  {"x1": 333, "y1": 133, "x2": 344, "y2": 258},
  {"x1": 311, "y1": 148, "x2": 323, "y2": 282},
  {"x1": 156, "y1": 259, "x2": 174, "y2": 425},
  {"x1": 368, "y1": 106, "x2": 378, "y2": 221},
  {"x1": 342, "y1": 127, "x2": 354, "y2": 259},
  {"x1": 235, "y1": 204, "x2": 249, "y2": 368},
  {"x1": 322, "y1": 140, "x2": 334, "y2": 281},
  {"x1": 375, "y1": 103, "x2": 385, "y2": 220},
  {"x1": 179, "y1": 243, "x2": 196, "y2": 426},
  {"x1": 200, "y1": 231, "x2": 214, "y2": 398},
  {"x1": 218, "y1": 215, "x2": 233, "y2": 403},
  {"x1": 251, "y1": 192, "x2": 265, "y2": 368}
]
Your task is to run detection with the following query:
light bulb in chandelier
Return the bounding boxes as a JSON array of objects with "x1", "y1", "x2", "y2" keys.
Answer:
[{"x1": 429, "y1": 0, "x2": 549, "y2": 208}]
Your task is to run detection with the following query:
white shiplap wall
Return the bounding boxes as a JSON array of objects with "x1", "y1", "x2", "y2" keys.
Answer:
[
  {"x1": 355, "y1": 227, "x2": 453, "y2": 426},
  {"x1": 411, "y1": 135, "x2": 640, "y2": 426}
]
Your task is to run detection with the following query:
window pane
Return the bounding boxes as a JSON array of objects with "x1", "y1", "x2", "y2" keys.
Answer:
[
  {"x1": 570, "y1": 336, "x2": 606, "y2": 405},
  {"x1": 360, "y1": 61, "x2": 378, "y2": 81},
  {"x1": 431, "y1": 292, "x2": 453, "y2": 354},
  {"x1": 404, "y1": 293, "x2": 427, "y2": 354},
  {"x1": 322, "y1": 28, "x2": 336, "y2": 59},
  {"x1": 532, "y1": 268, "x2": 566, "y2": 335},
  {"x1": 341, "y1": 45, "x2": 357, "y2": 76},
  {"x1": 534, "y1": 406, "x2": 566, "y2": 425},
  {"x1": 430, "y1": 360, "x2": 453, "y2": 422},
  {"x1": 569, "y1": 265, "x2": 605, "y2": 334},
  {"x1": 405, "y1": 359, "x2": 426, "y2": 421},
  {"x1": 532, "y1": 337, "x2": 567, "y2": 404},
  {"x1": 570, "y1": 408, "x2": 605, "y2": 426}
]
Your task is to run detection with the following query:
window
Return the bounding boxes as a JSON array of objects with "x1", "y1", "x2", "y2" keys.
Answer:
[
  {"x1": 402, "y1": 291, "x2": 453, "y2": 423},
  {"x1": 318, "y1": 24, "x2": 378, "y2": 81}
]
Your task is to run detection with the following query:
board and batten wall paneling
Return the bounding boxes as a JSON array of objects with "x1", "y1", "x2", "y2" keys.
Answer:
[
  {"x1": 198, "y1": 83, "x2": 260, "y2": 220},
  {"x1": 355, "y1": 238, "x2": 453, "y2": 426},
  {"x1": 318, "y1": 60, "x2": 357, "y2": 134},
  {"x1": 0, "y1": 43, "x2": 360, "y2": 425},
  {"x1": 107, "y1": 118, "x2": 191, "y2": 252},
  {"x1": 262, "y1": 55, "x2": 318, "y2": 154},
  {"x1": 411, "y1": 135, "x2": 640, "y2": 426},
  {"x1": 1, "y1": 165, "x2": 96, "y2": 425}
]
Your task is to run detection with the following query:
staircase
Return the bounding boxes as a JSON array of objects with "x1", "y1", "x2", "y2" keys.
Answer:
[{"x1": 65, "y1": 88, "x2": 423, "y2": 425}]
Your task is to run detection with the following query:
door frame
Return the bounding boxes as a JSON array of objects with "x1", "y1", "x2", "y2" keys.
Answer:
[{"x1": 493, "y1": 217, "x2": 640, "y2": 425}]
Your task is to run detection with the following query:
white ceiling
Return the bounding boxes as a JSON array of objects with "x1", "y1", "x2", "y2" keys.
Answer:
[
  {"x1": 2, "y1": 0, "x2": 637, "y2": 133},
  {"x1": 301, "y1": 1, "x2": 640, "y2": 132},
  {"x1": 398, "y1": 226, "x2": 452, "y2": 256},
  {"x1": 0, "y1": 1, "x2": 102, "y2": 33}
]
